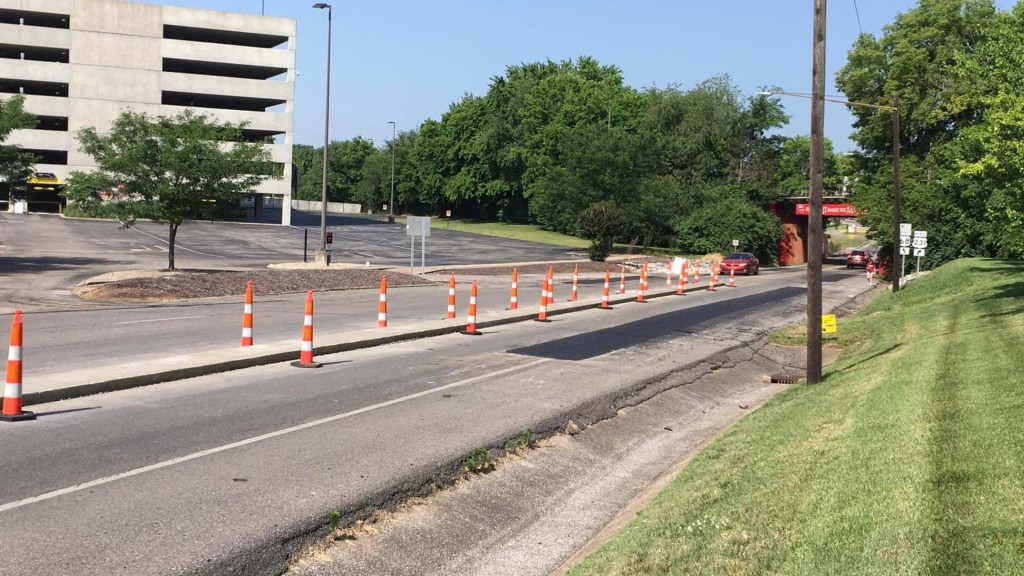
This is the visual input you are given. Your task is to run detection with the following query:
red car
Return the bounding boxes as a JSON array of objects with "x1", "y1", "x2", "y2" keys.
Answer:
[
  {"x1": 719, "y1": 252, "x2": 760, "y2": 275},
  {"x1": 846, "y1": 250, "x2": 872, "y2": 269}
]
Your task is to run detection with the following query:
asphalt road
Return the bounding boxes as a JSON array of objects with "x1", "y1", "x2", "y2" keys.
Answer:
[
  {"x1": 0, "y1": 268, "x2": 868, "y2": 576},
  {"x1": 0, "y1": 211, "x2": 580, "y2": 311}
]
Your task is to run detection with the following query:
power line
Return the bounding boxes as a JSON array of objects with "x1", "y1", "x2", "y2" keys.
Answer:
[{"x1": 853, "y1": 0, "x2": 863, "y2": 35}]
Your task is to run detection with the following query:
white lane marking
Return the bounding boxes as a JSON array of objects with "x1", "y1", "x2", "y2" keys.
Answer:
[
  {"x1": 114, "y1": 315, "x2": 206, "y2": 325},
  {"x1": 130, "y1": 228, "x2": 227, "y2": 259},
  {"x1": 0, "y1": 357, "x2": 550, "y2": 513}
]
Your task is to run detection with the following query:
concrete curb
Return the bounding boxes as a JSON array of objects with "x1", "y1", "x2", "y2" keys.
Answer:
[{"x1": 23, "y1": 283, "x2": 718, "y2": 406}]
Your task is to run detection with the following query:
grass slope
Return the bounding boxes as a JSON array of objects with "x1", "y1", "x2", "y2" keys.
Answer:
[{"x1": 568, "y1": 258, "x2": 1024, "y2": 575}]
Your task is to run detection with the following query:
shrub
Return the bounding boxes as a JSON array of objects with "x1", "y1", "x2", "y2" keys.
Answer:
[
  {"x1": 675, "y1": 196, "x2": 781, "y2": 263},
  {"x1": 578, "y1": 201, "x2": 626, "y2": 262}
]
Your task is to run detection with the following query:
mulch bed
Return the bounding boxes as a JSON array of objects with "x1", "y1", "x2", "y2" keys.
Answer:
[{"x1": 78, "y1": 269, "x2": 436, "y2": 302}]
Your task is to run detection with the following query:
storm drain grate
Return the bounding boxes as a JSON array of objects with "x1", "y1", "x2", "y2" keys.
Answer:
[{"x1": 770, "y1": 372, "x2": 804, "y2": 384}]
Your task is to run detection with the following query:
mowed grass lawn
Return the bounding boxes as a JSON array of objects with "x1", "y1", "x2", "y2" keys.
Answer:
[
  {"x1": 568, "y1": 258, "x2": 1024, "y2": 576},
  {"x1": 402, "y1": 218, "x2": 590, "y2": 248}
]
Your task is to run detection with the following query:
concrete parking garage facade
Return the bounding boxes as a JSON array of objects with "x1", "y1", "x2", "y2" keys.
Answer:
[{"x1": 1, "y1": 0, "x2": 296, "y2": 224}]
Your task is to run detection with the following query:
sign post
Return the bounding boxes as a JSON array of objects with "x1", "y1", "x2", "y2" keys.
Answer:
[
  {"x1": 898, "y1": 223, "x2": 912, "y2": 288},
  {"x1": 912, "y1": 230, "x2": 928, "y2": 274},
  {"x1": 406, "y1": 216, "x2": 431, "y2": 274}
]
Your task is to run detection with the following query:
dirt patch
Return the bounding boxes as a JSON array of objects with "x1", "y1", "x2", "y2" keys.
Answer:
[{"x1": 74, "y1": 269, "x2": 436, "y2": 303}]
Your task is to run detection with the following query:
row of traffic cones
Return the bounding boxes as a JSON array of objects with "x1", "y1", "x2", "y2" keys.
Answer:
[{"x1": 0, "y1": 264, "x2": 740, "y2": 417}]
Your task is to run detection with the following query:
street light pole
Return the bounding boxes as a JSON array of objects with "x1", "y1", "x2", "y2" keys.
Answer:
[
  {"x1": 313, "y1": 3, "x2": 332, "y2": 262},
  {"x1": 388, "y1": 121, "x2": 396, "y2": 221}
]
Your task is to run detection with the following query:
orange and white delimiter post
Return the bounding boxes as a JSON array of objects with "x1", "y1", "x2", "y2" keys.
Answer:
[
  {"x1": 447, "y1": 272, "x2": 457, "y2": 319},
  {"x1": 571, "y1": 263, "x2": 579, "y2": 301},
  {"x1": 2, "y1": 310, "x2": 34, "y2": 422},
  {"x1": 241, "y1": 280, "x2": 254, "y2": 347},
  {"x1": 536, "y1": 276, "x2": 551, "y2": 322},
  {"x1": 600, "y1": 269, "x2": 612, "y2": 310},
  {"x1": 462, "y1": 280, "x2": 482, "y2": 335},
  {"x1": 291, "y1": 291, "x2": 321, "y2": 368},
  {"x1": 377, "y1": 275, "x2": 388, "y2": 328},
  {"x1": 509, "y1": 268, "x2": 519, "y2": 310}
]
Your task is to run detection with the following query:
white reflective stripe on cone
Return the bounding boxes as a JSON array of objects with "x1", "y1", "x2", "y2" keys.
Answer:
[
  {"x1": 304, "y1": 315, "x2": 313, "y2": 326},
  {"x1": 4, "y1": 383, "x2": 21, "y2": 398},
  {"x1": 301, "y1": 341, "x2": 313, "y2": 352},
  {"x1": 242, "y1": 328, "x2": 253, "y2": 337},
  {"x1": 244, "y1": 304, "x2": 253, "y2": 313},
  {"x1": 7, "y1": 346, "x2": 21, "y2": 361}
]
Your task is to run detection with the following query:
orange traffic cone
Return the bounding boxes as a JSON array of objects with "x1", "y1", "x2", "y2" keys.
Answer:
[
  {"x1": 241, "y1": 280, "x2": 254, "y2": 347},
  {"x1": 546, "y1": 266, "x2": 555, "y2": 305},
  {"x1": 2, "y1": 310, "x2": 34, "y2": 422},
  {"x1": 571, "y1": 263, "x2": 579, "y2": 301},
  {"x1": 676, "y1": 261, "x2": 687, "y2": 296},
  {"x1": 600, "y1": 269, "x2": 612, "y2": 309},
  {"x1": 666, "y1": 261, "x2": 673, "y2": 288},
  {"x1": 618, "y1": 263, "x2": 626, "y2": 294},
  {"x1": 694, "y1": 265, "x2": 701, "y2": 285},
  {"x1": 461, "y1": 280, "x2": 482, "y2": 335},
  {"x1": 446, "y1": 272, "x2": 456, "y2": 319},
  {"x1": 728, "y1": 268, "x2": 736, "y2": 288},
  {"x1": 536, "y1": 276, "x2": 551, "y2": 322},
  {"x1": 291, "y1": 291, "x2": 321, "y2": 368},
  {"x1": 708, "y1": 267, "x2": 718, "y2": 292},
  {"x1": 509, "y1": 268, "x2": 518, "y2": 310},
  {"x1": 637, "y1": 263, "x2": 647, "y2": 303},
  {"x1": 377, "y1": 275, "x2": 388, "y2": 328}
]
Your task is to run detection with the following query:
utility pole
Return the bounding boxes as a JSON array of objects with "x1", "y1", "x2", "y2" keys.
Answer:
[
  {"x1": 807, "y1": 0, "x2": 826, "y2": 385},
  {"x1": 892, "y1": 94, "x2": 901, "y2": 292}
]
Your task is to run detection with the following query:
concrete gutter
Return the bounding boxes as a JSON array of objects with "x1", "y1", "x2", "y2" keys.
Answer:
[{"x1": 24, "y1": 284, "x2": 707, "y2": 406}]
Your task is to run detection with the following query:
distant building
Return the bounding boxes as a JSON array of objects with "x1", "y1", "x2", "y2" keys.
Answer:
[{"x1": 1, "y1": 0, "x2": 295, "y2": 224}]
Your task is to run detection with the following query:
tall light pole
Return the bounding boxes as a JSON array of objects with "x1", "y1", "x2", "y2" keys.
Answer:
[
  {"x1": 758, "y1": 92, "x2": 901, "y2": 294},
  {"x1": 313, "y1": 3, "x2": 331, "y2": 262},
  {"x1": 388, "y1": 121, "x2": 396, "y2": 221}
]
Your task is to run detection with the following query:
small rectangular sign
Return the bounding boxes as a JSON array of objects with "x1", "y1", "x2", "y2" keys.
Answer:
[
  {"x1": 899, "y1": 246, "x2": 911, "y2": 255},
  {"x1": 913, "y1": 230, "x2": 927, "y2": 238},
  {"x1": 913, "y1": 248, "x2": 926, "y2": 257},
  {"x1": 406, "y1": 216, "x2": 432, "y2": 237},
  {"x1": 900, "y1": 223, "x2": 913, "y2": 235},
  {"x1": 822, "y1": 314, "x2": 837, "y2": 334}
]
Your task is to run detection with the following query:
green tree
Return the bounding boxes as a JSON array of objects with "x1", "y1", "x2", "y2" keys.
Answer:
[
  {"x1": 291, "y1": 144, "x2": 322, "y2": 201},
  {"x1": 63, "y1": 110, "x2": 277, "y2": 269},
  {"x1": 0, "y1": 95, "x2": 39, "y2": 185},
  {"x1": 675, "y1": 190, "x2": 782, "y2": 263},
  {"x1": 326, "y1": 137, "x2": 375, "y2": 203},
  {"x1": 835, "y1": 0, "x2": 1002, "y2": 265}
]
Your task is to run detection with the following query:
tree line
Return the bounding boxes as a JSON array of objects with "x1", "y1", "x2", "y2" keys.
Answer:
[{"x1": 293, "y1": 57, "x2": 848, "y2": 261}]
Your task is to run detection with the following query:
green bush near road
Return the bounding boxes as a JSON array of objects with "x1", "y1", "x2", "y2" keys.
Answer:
[{"x1": 568, "y1": 258, "x2": 1024, "y2": 576}]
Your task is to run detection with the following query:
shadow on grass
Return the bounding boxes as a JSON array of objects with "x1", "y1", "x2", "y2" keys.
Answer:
[
  {"x1": 832, "y1": 343, "x2": 902, "y2": 374},
  {"x1": 977, "y1": 281, "x2": 1024, "y2": 319}
]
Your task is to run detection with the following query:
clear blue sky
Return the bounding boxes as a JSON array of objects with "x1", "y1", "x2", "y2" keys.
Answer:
[{"x1": 159, "y1": 0, "x2": 1015, "y2": 152}]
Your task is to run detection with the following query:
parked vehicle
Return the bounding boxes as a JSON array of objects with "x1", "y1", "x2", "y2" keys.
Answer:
[
  {"x1": 847, "y1": 249, "x2": 872, "y2": 268},
  {"x1": 719, "y1": 252, "x2": 760, "y2": 275}
]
